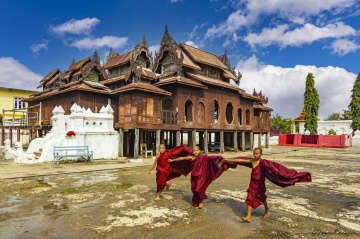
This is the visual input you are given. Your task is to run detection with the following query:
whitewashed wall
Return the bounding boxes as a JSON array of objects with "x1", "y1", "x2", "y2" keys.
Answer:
[{"x1": 299, "y1": 120, "x2": 352, "y2": 135}]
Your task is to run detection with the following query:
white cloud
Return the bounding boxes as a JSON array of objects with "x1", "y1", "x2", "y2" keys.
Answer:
[
  {"x1": 149, "y1": 45, "x2": 160, "y2": 55},
  {"x1": 30, "y1": 41, "x2": 48, "y2": 56},
  {"x1": 330, "y1": 38, "x2": 360, "y2": 56},
  {"x1": 188, "y1": 23, "x2": 208, "y2": 39},
  {"x1": 205, "y1": 0, "x2": 356, "y2": 39},
  {"x1": 49, "y1": 18, "x2": 100, "y2": 35},
  {"x1": 0, "y1": 57, "x2": 42, "y2": 91},
  {"x1": 244, "y1": 22, "x2": 357, "y2": 49},
  {"x1": 169, "y1": 0, "x2": 183, "y2": 2},
  {"x1": 69, "y1": 36, "x2": 128, "y2": 50},
  {"x1": 185, "y1": 41, "x2": 199, "y2": 48},
  {"x1": 237, "y1": 55, "x2": 356, "y2": 119}
]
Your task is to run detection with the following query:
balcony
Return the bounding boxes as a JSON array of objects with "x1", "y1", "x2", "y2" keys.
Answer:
[{"x1": 162, "y1": 110, "x2": 179, "y2": 125}]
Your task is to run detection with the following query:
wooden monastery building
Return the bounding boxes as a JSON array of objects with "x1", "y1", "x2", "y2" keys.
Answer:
[{"x1": 19, "y1": 26, "x2": 272, "y2": 158}]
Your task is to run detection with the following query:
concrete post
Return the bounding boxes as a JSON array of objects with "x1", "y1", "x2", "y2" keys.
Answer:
[
  {"x1": 176, "y1": 130, "x2": 181, "y2": 146},
  {"x1": 156, "y1": 130, "x2": 161, "y2": 155},
  {"x1": 234, "y1": 131, "x2": 238, "y2": 152},
  {"x1": 258, "y1": 133, "x2": 262, "y2": 148},
  {"x1": 220, "y1": 130, "x2": 224, "y2": 153},
  {"x1": 191, "y1": 129, "x2": 196, "y2": 149},
  {"x1": 242, "y1": 131, "x2": 245, "y2": 152},
  {"x1": 119, "y1": 128, "x2": 124, "y2": 157},
  {"x1": 134, "y1": 128, "x2": 139, "y2": 159},
  {"x1": 250, "y1": 131, "x2": 254, "y2": 150},
  {"x1": 204, "y1": 129, "x2": 208, "y2": 154},
  {"x1": 266, "y1": 132, "x2": 270, "y2": 148}
]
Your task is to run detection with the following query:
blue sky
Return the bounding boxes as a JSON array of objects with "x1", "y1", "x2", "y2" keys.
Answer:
[{"x1": 1, "y1": 0, "x2": 360, "y2": 120}]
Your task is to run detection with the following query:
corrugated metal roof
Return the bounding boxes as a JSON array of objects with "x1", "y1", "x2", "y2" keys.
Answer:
[
  {"x1": 99, "y1": 75, "x2": 125, "y2": 85},
  {"x1": 176, "y1": 49, "x2": 201, "y2": 71},
  {"x1": 241, "y1": 92, "x2": 260, "y2": 100},
  {"x1": 186, "y1": 73, "x2": 242, "y2": 92},
  {"x1": 154, "y1": 76, "x2": 207, "y2": 89},
  {"x1": 253, "y1": 104, "x2": 273, "y2": 111},
  {"x1": 68, "y1": 57, "x2": 91, "y2": 71},
  {"x1": 104, "y1": 51, "x2": 133, "y2": 69},
  {"x1": 156, "y1": 72, "x2": 177, "y2": 79},
  {"x1": 111, "y1": 83, "x2": 171, "y2": 96},
  {"x1": 181, "y1": 43, "x2": 228, "y2": 70},
  {"x1": 40, "y1": 69, "x2": 60, "y2": 83},
  {"x1": 141, "y1": 68, "x2": 156, "y2": 80},
  {"x1": 223, "y1": 69, "x2": 238, "y2": 81}
]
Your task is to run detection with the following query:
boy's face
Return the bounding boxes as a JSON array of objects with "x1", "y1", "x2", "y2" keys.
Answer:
[
  {"x1": 253, "y1": 149, "x2": 262, "y2": 160},
  {"x1": 193, "y1": 147, "x2": 200, "y2": 157},
  {"x1": 159, "y1": 145, "x2": 166, "y2": 154}
]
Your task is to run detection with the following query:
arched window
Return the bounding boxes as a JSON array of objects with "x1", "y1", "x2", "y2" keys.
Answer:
[
  {"x1": 238, "y1": 108, "x2": 243, "y2": 125},
  {"x1": 246, "y1": 109, "x2": 250, "y2": 125},
  {"x1": 163, "y1": 99, "x2": 173, "y2": 111},
  {"x1": 226, "y1": 102, "x2": 233, "y2": 124},
  {"x1": 210, "y1": 99, "x2": 219, "y2": 124},
  {"x1": 185, "y1": 100, "x2": 193, "y2": 122},
  {"x1": 197, "y1": 102, "x2": 205, "y2": 123}
]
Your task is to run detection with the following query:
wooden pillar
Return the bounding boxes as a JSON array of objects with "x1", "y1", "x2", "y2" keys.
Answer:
[
  {"x1": 242, "y1": 131, "x2": 245, "y2": 152},
  {"x1": 125, "y1": 131, "x2": 130, "y2": 156},
  {"x1": 134, "y1": 128, "x2": 139, "y2": 159},
  {"x1": 258, "y1": 133, "x2": 262, "y2": 148},
  {"x1": 266, "y1": 132, "x2": 270, "y2": 148},
  {"x1": 234, "y1": 131, "x2": 238, "y2": 152},
  {"x1": 250, "y1": 132, "x2": 254, "y2": 150},
  {"x1": 204, "y1": 129, "x2": 208, "y2": 154},
  {"x1": 156, "y1": 130, "x2": 161, "y2": 155},
  {"x1": 220, "y1": 130, "x2": 224, "y2": 153},
  {"x1": 176, "y1": 130, "x2": 181, "y2": 146},
  {"x1": 31, "y1": 126, "x2": 36, "y2": 140},
  {"x1": 9, "y1": 128, "x2": 12, "y2": 146},
  {"x1": 119, "y1": 128, "x2": 124, "y2": 157},
  {"x1": 1, "y1": 127, "x2": 4, "y2": 146},
  {"x1": 17, "y1": 129, "x2": 20, "y2": 143}
]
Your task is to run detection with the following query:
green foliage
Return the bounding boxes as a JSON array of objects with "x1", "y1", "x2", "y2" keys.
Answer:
[
  {"x1": 270, "y1": 114, "x2": 292, "y2": 136},
  {"x1": 325, "y1": 108, "x2": 352, "y2": 121},
  {"x1": 304, "y1": 73, "x2": 320, "y2": 134},
  {"x1": 328, "y1": 129, "x2": 337, "y2": 135},
  {"x1": 350, "y1": 73, "x2": 360, "y2": 135}
]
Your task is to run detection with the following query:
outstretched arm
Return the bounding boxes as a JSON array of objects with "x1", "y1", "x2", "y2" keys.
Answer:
[
  {"x1": 223, "y1": 157, "x2": 252, "y2": 163},
  {"x1": 168, "y1": 155, "x2": 194, "y2": 162},
  {"x1": 148, "y1": 156, "x2": 158, "y2": 174}
]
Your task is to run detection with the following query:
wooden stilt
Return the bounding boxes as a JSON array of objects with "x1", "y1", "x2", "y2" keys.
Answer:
[
  {"x1": 119, "y1": 128, "x2": 124, "y2": 157},
  {"x1": 242, "y1": 131, "x2": 245, "y2": 152},
  {"x1": 204, "y1": 130, "x2": 208, "y2": 154},
  {"x1": 234, "y1": 131, "x2": 238, "y2": 152},
  {"x1": 250, "y1": 132, "x2": 254, "y2": 150},
  {"x1": 220, "y1": 130, "x2": 224, "y2": 153},
  {"x1": 134, "y1": 128, "x2": 139, "y2": 159}
]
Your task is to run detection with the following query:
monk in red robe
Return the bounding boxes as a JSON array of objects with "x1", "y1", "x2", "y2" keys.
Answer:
[
  {"x1": 148, "y1": 144, "x2": 192, "y2": 201},
  {"x1": 224, "y1": 147, "x2": 311, "y2": 222},
  {"x1": 168, "y1": 146, "x2": 226, "y2": 209}
]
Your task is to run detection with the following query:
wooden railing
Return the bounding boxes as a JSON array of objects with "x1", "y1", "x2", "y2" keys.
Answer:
[
  {"x1": 162, "y1": 110, "x2": 179, "y2": 125},
  {"x1": 2, "y1": 103, "x2": 41, "y2": 127}
]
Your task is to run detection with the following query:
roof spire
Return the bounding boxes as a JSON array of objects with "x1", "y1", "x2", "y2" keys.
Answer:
[
  {"x1": 70, "y1": 58, "x2": 75, "y2": 67},
  {"x1": 92, "y1": 49, "x2": 100, "y2": 63}
]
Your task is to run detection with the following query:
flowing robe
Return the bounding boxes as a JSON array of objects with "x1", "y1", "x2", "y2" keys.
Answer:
[
  {"x1": 190, "y1": 154, "x2": 227, "y2": 207},
  {"x1": 156, "y1": 145, "x2": 193, "y2": 192}
]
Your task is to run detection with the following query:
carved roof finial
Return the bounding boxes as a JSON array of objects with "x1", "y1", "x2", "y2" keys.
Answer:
[
  {"x1": 92, "y1": 49, "x2": 100, "y2": 63},
  {"x1": 70, "y1": 58, "x2": 75, "y2": 67},
  {"x1": 165, "y1": 24, "x2": 168, "y2": 34},
  {"x1": 137, "y1": 33, "x2": 148, "y2": 49},
  {"x1": 218, "y1": 49, "x2": 231, "y2": 69},
  {"x1": 253, "y1": 88, "x2": 257, "y2": 96}
]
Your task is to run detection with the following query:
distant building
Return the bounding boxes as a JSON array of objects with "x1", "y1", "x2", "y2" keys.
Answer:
[{"x1": 0, "y1": 86, "x2": 37, "y2": 121}]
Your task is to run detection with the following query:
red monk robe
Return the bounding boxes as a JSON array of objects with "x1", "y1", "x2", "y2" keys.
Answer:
[
  {"x1": 223, "y1": 156, "x2": 311, "y2": 208},
  {"x1": 190, "y1": 154, "x2": 227, "y2": 207},
  {"x1": 156, "y1": 145, "x2": 193, "y2": 192}
]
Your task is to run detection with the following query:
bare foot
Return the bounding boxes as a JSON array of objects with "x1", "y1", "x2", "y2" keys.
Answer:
[
  {"x1": 264, "y1": 209, "x2": 270, "y2": 218},
  {"x1": 165, "y1": 183, "x2": 171, "y2": 191},
  {"x1": 241, "y1": 216, "x2": 251, "y2": 222},
  {"x1": 155, "y1": 197, "x2": 161, "y2": 201},
  {"x1": 198, "y1": 202, "x2": 203, "y2": 209}
]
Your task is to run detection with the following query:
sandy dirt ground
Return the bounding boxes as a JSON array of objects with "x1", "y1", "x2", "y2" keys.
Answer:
[{"x1": 0, "y1": 146, "x2": 360, "y2": 239}]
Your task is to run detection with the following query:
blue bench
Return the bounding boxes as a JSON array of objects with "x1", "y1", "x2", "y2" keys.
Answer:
[{"x1": 54, "y1": 146, "x2": 93, "y2": 165}]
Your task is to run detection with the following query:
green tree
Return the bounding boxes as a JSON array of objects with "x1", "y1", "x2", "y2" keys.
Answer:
[
  {"x1": 325, "y1": 113, "x2": 340, "y2": 121},
  {"x1": 341, "y1": 108, "x2": 352, "y2": 120},
  {"x1": 270, "y1": 114, "x2": 292, "y2": 136},
  {"x1": 304, "y1": 73, "x2": 320, "y2": 134},
  {"x1": 328, "y1": 129, "x2": 337, "y2": 135},
  {"x1": 349, "y1": 72, "x2": 360, "y2": 135}
]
